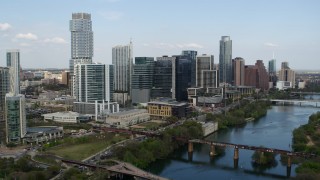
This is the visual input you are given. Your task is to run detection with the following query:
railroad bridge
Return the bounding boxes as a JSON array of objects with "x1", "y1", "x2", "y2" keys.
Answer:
[{"x1": 188, "y1": 139, "x2": 317, "y2": 177}]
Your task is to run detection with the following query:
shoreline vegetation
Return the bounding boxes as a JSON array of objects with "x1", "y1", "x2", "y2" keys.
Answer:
[
  {"x1": 290, "y1": 112, "x2": 320, "y2": 179},
  {"x1": 206, "y1": 100, "x2": 271, "y2": 129}
]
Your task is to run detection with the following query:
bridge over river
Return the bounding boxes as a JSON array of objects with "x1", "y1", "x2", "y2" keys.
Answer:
[{"x1": 61, "y1": 159, "x2": 168, "y2": 180}]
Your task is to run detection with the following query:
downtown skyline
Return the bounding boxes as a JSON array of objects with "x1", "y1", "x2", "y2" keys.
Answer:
[{"x1": 0, "y1": 0, "x2": 320, "y2": 70}]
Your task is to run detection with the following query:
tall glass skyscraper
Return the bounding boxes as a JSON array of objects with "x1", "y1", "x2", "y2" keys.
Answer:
[
  {"x1": 69, "y1": 13, "x2": 93, "y2": 96},
  {"x1": 5, "y1": 49, "x2": 26, "y2": 144},
  {"x1": 132, "y1": 57, "x2": 154, "y2": 104},
  {"x1": 172, "y1": 55, "x2": 192, "y2": 101},
  {"x1": 219, "y1": 36, "x2": 232, "y2": 84},
  {"x1": 6, "y1": 50, "x2": 20, "y2": 95},
  {"x1": 0, "y1": 67, "x2": 9, "y2": 145},
  {"x1": 182, "y1": 50, "x2": 197, "y2": 87},
  {"x1": 74, "y1": 63, "x2": 113, "y2": 103},
  {"x1": 268, "y1": 59, "x2": 276, "y2": 73},
  {"x1": 151, "y1": 56, "x2": 173, "y2": 99}
]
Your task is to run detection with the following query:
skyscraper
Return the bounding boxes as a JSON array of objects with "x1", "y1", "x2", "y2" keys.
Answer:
[
  {"x1": 219, "y1": 36, "x2": 232, "y2": 84},
  {"x1": 233, "y1": 57, "x2": 245, "y2": 86},
  {"x1": 74, "y1": 63, "x2": 113, "y2": 103},
  {"x1": 244, "y1": 60, "x2": 269, "y2": 90},
  {"x1": 5, "y1": 50, "x2": 26, "y2": 144},
  {"x1": 151, "y1": 56, "x2": 173, "y2": 99},
  {"x1": 279, "y1": 62, "x2": 295, "y2": 88},
  {"x1": 7, "y1": 50, "x2": 20, "y2": 95},
  {"x1": 172, "y1": 55, "x2": 192, "y2": 101},
  {"x1": 112, "y1": 42, "x2": 133, "y2": 106},
  {"x1": 70, "y1": 13, "x2": 93, "y2": 95},
  {"x1": 182, "y1": 50, "x2": 197, "y2": 87},
  {"x1": 5, "y1": 94, "x2": 26, "y2": 143},
  {"x1": 132, "y1": 57, "x2": 154, "y2": 104},
  {"x1": 268, "y1": 59, "x2": 277, "y2": 86},
  {"x1": 196, "y1": 54, "x2": 217, "y2": 88},
  {"x1": 268, "y1": 59, "x2": 276, "y2": 73},
  {"x1": 0, "y1": 67, "x2": 9, "y2": 145}
]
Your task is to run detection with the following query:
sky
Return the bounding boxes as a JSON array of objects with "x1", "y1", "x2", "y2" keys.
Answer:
[{"x1": 0, "y1": 0, "x2": 319, "y2": 70}]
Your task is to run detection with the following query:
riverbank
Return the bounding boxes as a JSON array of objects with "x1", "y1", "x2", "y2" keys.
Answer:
[
  {"x1": 206, "y1": 100, "x2": 271, "y2": 129},
  {"x1": 291, "y1": 112, "x2": 320, "y2": 179},
  {"x1": 150, "y1": 105, "x2": 319, "y2": 179}
]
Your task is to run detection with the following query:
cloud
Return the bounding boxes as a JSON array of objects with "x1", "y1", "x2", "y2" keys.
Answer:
[
  {"x1": 264, "y1": 42, "x2": 279, "y2": 47},
  {"x1": 0, "y1": 23, "x2": 12, "y2": 31},
  {"x1": 15, "y1": 33, "x2": 38, "y2": 40},
  {"x1": 155, "y1": 42, "x2": 204, "y2": 49},
  {"x1": 99, "y1": 11, "x2": 124, "y2": 21},
  {"x1": 19, "y1": 43, "x2": 30, "y2": 47},
  {"x1": 44, "y1": 37, "x2": 67, "y2": 44}
]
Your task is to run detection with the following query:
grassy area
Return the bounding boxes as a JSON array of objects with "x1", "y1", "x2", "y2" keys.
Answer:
[
  {"x1": 45, "y1": 133, "x2": 128, "y2": 161},
  {"x1": 139, "y1": 122, "x2": 161, "y2": 129},
  {"x1": 34, "y1": 155, "x2": 59, "y2": 166}
]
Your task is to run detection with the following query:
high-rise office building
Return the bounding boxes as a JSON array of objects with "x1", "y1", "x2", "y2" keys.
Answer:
[
  {"x1": 151, "y1": 56, "x2": 173, "y2": 99},
  {"x1": 279, "y1": 62, "x2": 295, "y2": 88},
  {"x1": 105, "y1": 65, "x2": 114, "y2": 102},
  {"x1": 244, "y1": 60, "x2": 269, "y2": 90},
  {"x1": 172, "y1": 55, "x2": 192, "y2": 101},
  {"x1": 219, "y1": 36, "x2": 232, "y2": 84},
  {"x1": 196, "y1": 54, "x2": 218, "y2": 88},
  {"x1": 5, "y1": 94, "x2": 26, "y2": 143},
  {"x1": 268, "y1": 59, "x2": 277, "y2": 87},
  {"x1": 69, "y1": 13, "x2": 93, "y2": 95},
  {"x1": 268, "y1": 59, "x2": 276, "y2": 73},
  {"x1": 281, "y1": 62, "x2": 289, "y2": 69},
  {"x1": 0, "y1": 67, "x2": 9, "y2": 145},
  {"x1": 112, "y1": 42, "x2": 133, "y2": 106},
  {"x1": 233, "y1": 57, "x2": 245, "y2": 86},
  {"x1": 74, "y1": 63, "x2": 113, "y2": 103},
  {"x1": 5, "y1": 50, "x2": 26, "y2": 144},
  {"x1": 7, "y1": 50, "x2": 20, "y2": 95},
  {"x1": 182, "y1": 50, "x2": 197, "y2": 87},
  {"x1": 132, "y1": 57, "x2": 154, "y2": 104}
]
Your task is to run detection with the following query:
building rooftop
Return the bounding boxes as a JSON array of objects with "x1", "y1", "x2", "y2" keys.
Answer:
[
  {"x1": 25, "y1": 126, "x2": 63, "y2": 136},
  {"x1": 110, "y1": 109, "x2": 147, "y2": 117},
  {"x1": 148, "y1": 98, "x2": 188, "y2": 106},
  {"x1": 42, "y1": 111, "x2": 80, "y2": 117}
]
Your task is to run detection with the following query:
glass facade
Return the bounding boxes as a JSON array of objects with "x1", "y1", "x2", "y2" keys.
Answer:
[
  {"x1": 0, "y1": 67, "x2": 9, "y2": 145},
  {"x1": 151, "y1": 57, "x2": 173, "y2": 99},
  {"x1": 219, "y1": 36, "x2": 232, "y2": 84},
  {"x1": 5, "y1": 95, "x2": 26, "y2": 143},
  {"x1": 172, "y1": 55, "x2": 192, "y2": 101},
  {"x1": 182, "y1": 50, "x2": 197, "y2": 87},
  {"x1": 75, "y1": 64, "x2": 110, "y2": 103},
  {"x1": 132, "y1": 57, "x2": 154, "y2": 103}
]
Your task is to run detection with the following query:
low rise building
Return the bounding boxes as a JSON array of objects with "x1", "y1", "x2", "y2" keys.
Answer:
[
  {"x1": 277, "y1": 81, "x2": 292, "y2": 90},
  {"x1": 42, "y1": 111, "x2": 91, "y2": 123},
  {"x1": 105, "y1": 109, "x2": 150, "y2": 128},
  {"x1": 147, "y1": 98, "x2": 190, "y2": 119},
  {"x1": 23, "y1": 126, "x2": 63, "y2": 144}
]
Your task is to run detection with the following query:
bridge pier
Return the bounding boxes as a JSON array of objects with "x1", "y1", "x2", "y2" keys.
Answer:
[
  {"x1": 287, "y1": 156, "x2": 292, "y2": 178},
  {"x1": 209, "y1": 144, "x2": 215, "y2": 158},
  {"x1": 233, "y1": 147, "x2": 239, "y2": 168},
  {"x1": 188, "y1": 142, "x2": 193, "y2": 161},
  {"x1": 287, "y1": 155, "x2": 292, "y2": 167},
  {"x1": 188, "y1": 142, "x2": 193, "y2": 153}
]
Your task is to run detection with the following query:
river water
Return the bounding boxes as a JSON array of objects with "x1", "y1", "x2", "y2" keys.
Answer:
[{"x1": 149, "y1": 100, "x2": 320, "y2": 179}]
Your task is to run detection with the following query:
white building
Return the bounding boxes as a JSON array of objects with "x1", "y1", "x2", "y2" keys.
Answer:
[
  {"x1": 69, "y1": 13, "x2": 94, "y2": 96},
  {"x1": 277, "y1": 81, "x2": 292, "y2": 90},
  {"x1": 42, "y1": 111, "x2": 91, "y2": 123},
  {"x1": 112, "y1": 42, "x2": 133, "y2": 106},
  {"x1": 105, "y1": 109, "x2": 149, "y2": 128}
]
